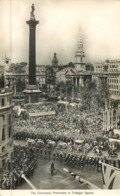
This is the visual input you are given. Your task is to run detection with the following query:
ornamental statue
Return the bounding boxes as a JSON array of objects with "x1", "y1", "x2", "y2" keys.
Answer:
[{"x1": 31, "y1": 3, "x2": 35, "y2": 16}]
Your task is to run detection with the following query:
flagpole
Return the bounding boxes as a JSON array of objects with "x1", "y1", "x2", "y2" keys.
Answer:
[{"x1": 21, "y1": 174, "x2": 37, "y2": 190}]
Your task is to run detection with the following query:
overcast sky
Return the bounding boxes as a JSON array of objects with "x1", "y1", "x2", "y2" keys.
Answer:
[{"x1": 0, "y1": 0, "x2": 120, "y2": 65}]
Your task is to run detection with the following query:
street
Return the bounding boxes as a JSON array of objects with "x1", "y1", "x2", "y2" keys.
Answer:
[{"x1": 16, "y1": 158, "x2": 103, "y2": 189}]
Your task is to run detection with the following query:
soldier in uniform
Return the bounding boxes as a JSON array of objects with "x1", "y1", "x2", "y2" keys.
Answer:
[{"x1": 51, "y1": 162, "x2": 55, "y2": 175}]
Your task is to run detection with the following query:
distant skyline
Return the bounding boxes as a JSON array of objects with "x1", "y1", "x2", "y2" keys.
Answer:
[{"x1": 0, "y1": 0, "x2": 120, "y2": 65}]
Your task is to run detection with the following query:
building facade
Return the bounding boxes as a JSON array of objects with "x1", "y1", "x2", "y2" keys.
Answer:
[
  {"x1": 36, "y1": 65, "x2": 46, "y2": 88},
  {"x1": 94, "y1": 61, "x2": 120, "y2": 100},
  {"x1": 103, "y1": 100, "x2": 120, "y2": 132},
  {"x1": 0, "y1": 69, "x2": 13, "y2": 169},
  {"x1": 94, "y1": 61, "x2": 120, "y2": 132},
  {"x1": 36, "y1": 53, "x2": 59, "y2": 90}
]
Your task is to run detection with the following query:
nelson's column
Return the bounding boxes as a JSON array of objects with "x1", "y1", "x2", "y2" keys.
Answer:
[{"x1": 23, "y1": 4, "x2": 42, "y2": 103}]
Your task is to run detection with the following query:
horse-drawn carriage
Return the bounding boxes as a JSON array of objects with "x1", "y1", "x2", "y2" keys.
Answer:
[{"x1": 26, "y1": 138, "x2": 44, "y2": 147}]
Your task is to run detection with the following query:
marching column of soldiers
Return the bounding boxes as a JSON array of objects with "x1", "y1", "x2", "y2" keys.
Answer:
[
  {"x1": 14, "y1": 131, "x2": 73, "y2": 144},
  {"x1": 39, "y1": 148, "x2": 120, "y2": 170}
]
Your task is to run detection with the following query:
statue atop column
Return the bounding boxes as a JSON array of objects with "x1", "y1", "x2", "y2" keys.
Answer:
[
  {"x1": 31, "y1": 3, "x2": 35, "y2": 15},
  {"x1": 30, "y1": 3, "x2": 35, "y2": 20}
]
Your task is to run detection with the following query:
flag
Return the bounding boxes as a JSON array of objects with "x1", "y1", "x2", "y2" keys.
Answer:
[{"x1": 102, "y1": 162, "x2": 120, "y2": 189}]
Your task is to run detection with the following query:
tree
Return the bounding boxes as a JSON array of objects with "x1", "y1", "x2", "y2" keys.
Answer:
[
  {"x1": 9, "y1": 62, "x2": 27, "y2": 73},
  {"x1": 97, "y1": 82, "x2": 110, "y2": 108},
  {"x1": 16, "y1": 77, "x2": 25, "y2": 93},
  {"x1": 80, "y1": 80, "x2": 97, "y2": 110},
  {"x1": 67, "y1": 62, "x2": 74, "y2": 67}
]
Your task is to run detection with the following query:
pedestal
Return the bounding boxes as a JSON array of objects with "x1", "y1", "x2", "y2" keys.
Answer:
[{"x1": 23, "y1": 85, "x2": 42, "y2": 103}]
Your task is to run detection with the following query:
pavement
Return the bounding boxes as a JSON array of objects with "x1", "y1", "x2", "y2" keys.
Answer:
[{"x1": 16, "y1": 159, "x2": 103, "y2": 190}]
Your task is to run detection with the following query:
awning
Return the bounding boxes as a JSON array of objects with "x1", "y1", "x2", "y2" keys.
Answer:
[
  {"x1": 29, "y1": 111, "x2": 56, "y2": 117},
  {"x1": 58, "y1": 101, "x2": 69, "y2": 105}
]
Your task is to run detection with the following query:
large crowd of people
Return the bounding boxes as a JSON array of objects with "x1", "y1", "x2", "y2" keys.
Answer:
[
  {"x1": 0, "y1": 145, "x2": 37, "y2": 189},
  {"x1": 13, "y1": 102, "x2": 120, "y2": 156},
  {"x1": 14, "y1": 102, "x2": 103, "y2": 140},
  {"x1": 1, "y1": 102, "x2": 120, "y2": 189}
]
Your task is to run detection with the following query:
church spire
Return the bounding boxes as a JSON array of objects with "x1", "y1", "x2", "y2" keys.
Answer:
[
  {"x1": 75, "y1": 27, "x2": 86, "y2": 71},
  {"x1": 75, "y1": 27, "x2": 85, "y2": 62}
]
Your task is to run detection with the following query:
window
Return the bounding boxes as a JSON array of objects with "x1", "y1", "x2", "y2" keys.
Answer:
[
  {"x1": 9, "y1": 114, "x2": 11, "y2": 125},
  {"x1": 2, "y1": 127, "x2": 5, "y2": 141},
  {"x1": 7, "y1": 96, "x2": 9, "y2": 102},
  {"x1": 1, "y1": 98, "x2": 5, "y2": 106},
  {"x1": 2, "y1": 146, "x2": 5, "y2": 152},
  {"x1": 2, "y1": 115, "x2": 5, "y2": 121},
  {"x1": 9, "y1": 97, "x2": 11, "y2": 104},
  {"x1": 9, "y1": 126, "x2": 12, "y2": 138}
]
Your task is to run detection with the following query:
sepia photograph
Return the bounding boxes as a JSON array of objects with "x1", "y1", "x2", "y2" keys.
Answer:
[{"x1": 0, "y1": 0, "x2": 120, "y2": 194}]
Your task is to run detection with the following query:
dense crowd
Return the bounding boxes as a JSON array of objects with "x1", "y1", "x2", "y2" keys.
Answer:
[
  {"x1": 106, "y1": 130, "x2": 120, "y2": 140},
  {"x1": 14, "y1": 103, "x2": 103, "y2": 140},
  {"x1": 0, "y1": 145, "x2": 37, "y2": 189},
  {"x1": 1, "y1": 102, "x2": 119, "y2": 189},
  {"x1": 13, "y1": 102, "x2": 120, "y2": 157}
]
